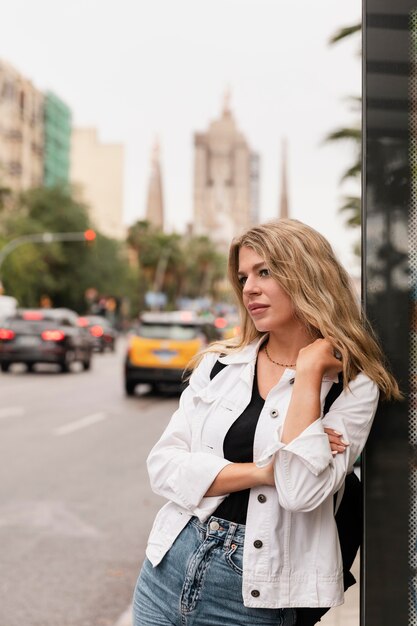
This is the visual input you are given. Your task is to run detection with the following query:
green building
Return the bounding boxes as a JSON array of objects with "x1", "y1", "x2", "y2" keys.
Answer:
[{"x1": 43, "y1": 91, "x2": 71, "y2": 187}]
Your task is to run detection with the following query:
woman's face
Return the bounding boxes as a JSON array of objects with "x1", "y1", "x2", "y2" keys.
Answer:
[{"x1": 238, "y1": 246, "x2": 297, "y2": 334}]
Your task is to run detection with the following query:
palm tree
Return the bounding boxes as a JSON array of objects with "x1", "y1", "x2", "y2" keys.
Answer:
[
  {"x1": 127, "y1": 221, "x2": 227, "y2": 308},
  {"x1": 326, "y1": 23, "x2": 361, "y2": 236},
  {"x1": 329, "y1": 24, "x2": 361, "y2": 45}
]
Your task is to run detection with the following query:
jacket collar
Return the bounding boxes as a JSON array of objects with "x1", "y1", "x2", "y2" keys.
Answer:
[
  {"x1": 217, "y1": 335, "x2": 339, "y2": 384},
  {"x1": 218, "y1": 335, "x2": 266, "y2": 365}
]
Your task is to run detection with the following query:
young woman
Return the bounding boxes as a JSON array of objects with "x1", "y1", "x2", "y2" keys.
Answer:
[{"x1": 133, "y1": 219, "x2": 401, "y2": 626}]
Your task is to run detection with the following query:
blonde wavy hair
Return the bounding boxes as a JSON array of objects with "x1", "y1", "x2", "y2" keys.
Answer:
[{"x1": 201, "y1": 218, "x2": 401, "y2": 401}]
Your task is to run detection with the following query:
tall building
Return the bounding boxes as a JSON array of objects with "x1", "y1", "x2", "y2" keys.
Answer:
[
  {"x1": 250, "y1": 152, "x2": 261, "y2": 225},
  {"x1": 0, "y1": 59, "x2": 44, "y2": 193},
  {"x1": 193, "y1": 95, "x2": 259, "y2": 250},
  {"x1": 43, "y1": 91, "x2": 71, "y2": 187},
  {"x1": 145, "y1": 139, "x2": 164, "y2": 230},
  {"x1": 70, "y1": 128, "x2": 125, "y2": 239},
  {"x1": 278, "y1": 138, "x2": 289, "y2": 219}
]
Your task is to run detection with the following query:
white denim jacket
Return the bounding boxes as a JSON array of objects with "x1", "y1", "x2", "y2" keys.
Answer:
[{"x1": 145, "y1": 337, "x2": 379, "y2": 609}]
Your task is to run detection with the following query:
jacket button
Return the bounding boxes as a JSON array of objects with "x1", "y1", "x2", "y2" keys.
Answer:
[
  {"x1": 253, "y1": 539, "x2": 263, "y2": 549},
  {"x1": 251, "y1": 589, "x2": 260, "y2": 598},
  {"x1": 257, "y1": 494, "x2": 267, "y2": 503},
  {"x1": 270, "y1": 409, "x2": 279, "y2": 418}
]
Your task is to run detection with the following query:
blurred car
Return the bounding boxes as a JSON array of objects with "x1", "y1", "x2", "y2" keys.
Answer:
[
  {"x1": 77, "y1": 315, "x2": 117, "y2": 352},
  {"x1": 0, "y1": 308, "x2": 93, "y2": 373},
  {"x1": 124, "y1": 310, "x2": 221, "y2": 395}
]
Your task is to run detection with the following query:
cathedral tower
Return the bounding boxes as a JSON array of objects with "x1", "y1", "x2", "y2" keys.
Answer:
[{"x1": 193, "y1": 94, "x2": 259, "y2": 250}]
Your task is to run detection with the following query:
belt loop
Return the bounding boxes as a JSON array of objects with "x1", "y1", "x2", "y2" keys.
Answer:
[
  {"x1": 205, "y1": 518, "x2": 212, "y2": 540},
  {"x1": 223, "y1": 522, "x2": 236, "y2": 550}
]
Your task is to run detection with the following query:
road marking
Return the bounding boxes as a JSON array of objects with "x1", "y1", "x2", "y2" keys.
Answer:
[
  {"x1": 0, "y1": 406, "x2": 25, "y2": 419},
  {"x1": 54, "y1": 412, "x2": 108, "y2": 436}
]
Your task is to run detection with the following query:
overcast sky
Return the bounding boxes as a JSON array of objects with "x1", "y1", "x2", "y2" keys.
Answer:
[{"x1": 1, "y1": 0, "x2": 361, "y2": 269}]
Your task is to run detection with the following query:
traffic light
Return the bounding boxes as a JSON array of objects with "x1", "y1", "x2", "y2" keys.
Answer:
[{"x1": 84, "y1": 229, "x2": 96, "y2": 242}]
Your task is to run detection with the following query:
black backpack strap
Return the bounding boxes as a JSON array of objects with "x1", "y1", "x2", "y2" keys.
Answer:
[
  {"x1": 323, "y1": 373, "x2": 344, "y2": 416},
  {"x1": 209, "y1": 358, "x2": 228, "y2": 380},
  {"x1": 322, "y1": 374, "x2": 360, "y2": 593},
  {"x1": 296, "y1": 375, "x2": 359, "y2": 624}
]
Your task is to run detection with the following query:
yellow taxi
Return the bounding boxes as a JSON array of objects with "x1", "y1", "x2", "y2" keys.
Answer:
[{"x1": 124, "y1": 311, "x2": 220, "y2": 395}]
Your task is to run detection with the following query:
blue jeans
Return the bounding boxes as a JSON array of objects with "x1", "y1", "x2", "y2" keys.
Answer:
[{"x1": 133, "y1": 516, "x2": 296, "y2": 626}]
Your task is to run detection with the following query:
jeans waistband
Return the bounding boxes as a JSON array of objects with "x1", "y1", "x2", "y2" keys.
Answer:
[{"x1": 190, "y1": 515, "x2": 246, "y2": 548}]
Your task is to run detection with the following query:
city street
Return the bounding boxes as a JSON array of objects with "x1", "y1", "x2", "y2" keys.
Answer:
[
  {"x1": 0, "y1": 338, "x2": 360, "y2": 626},
  {"x1": 0, "y1": 339, "x2": 176, "y2": 626}
]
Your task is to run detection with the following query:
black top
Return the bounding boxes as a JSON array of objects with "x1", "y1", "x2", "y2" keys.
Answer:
[{"x1": 213, "y1": 369, "x2": 265, "y2": 524}]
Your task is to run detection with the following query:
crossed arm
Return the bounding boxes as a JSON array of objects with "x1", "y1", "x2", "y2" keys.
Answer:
[
  {"x1": 148, "y1": 343, "x2": 377, "y2": 514},
  {"x1": 206, "y1": 340, "x2": 346, "y2": 497}
]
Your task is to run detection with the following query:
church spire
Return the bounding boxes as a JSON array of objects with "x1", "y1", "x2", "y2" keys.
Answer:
[
  {"x1": 145, "y1": 137, "x2": 164, "y2": 230},
  {"x1": 279, "y1": 138, "x2": 289, "y2": 219},
  {"x1": 222, "y1": 85, "x2": 232, "y2": 116}
]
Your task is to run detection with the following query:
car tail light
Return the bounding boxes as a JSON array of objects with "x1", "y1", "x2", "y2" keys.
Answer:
[
  {"x1": 89, "y1": 325, "x2": 104, "y2": 338},
  {"x1": 41, "y1": 330, "x2": 65, "y2": 342},
  {"x1": 23, "y1": 311, "x2": 44, "y2": 321},
  {"x1": 214, "y1": 317, "x2": 227, "y2": 329},
  {"x1": 0, "y1": 328, "x2": 15, "y2": 340},
  {"x1": 77, "y1": 317, "x2": 89, "y2": 327}
]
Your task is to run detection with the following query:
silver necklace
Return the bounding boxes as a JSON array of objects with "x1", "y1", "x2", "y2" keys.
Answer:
[{"x1": 264, "y1": 343, "x2": 296, "y2": 368}]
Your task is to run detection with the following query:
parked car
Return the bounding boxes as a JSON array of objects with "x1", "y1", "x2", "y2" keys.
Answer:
[
  {"x1": 0, "y1": 308, "x2": 93, "y2": 373},
  {"x1": 77, "y1": 315, "x2": 117, "y2": 352},
  {"x1": 124, "y1": 310, "x2": 221, "y2": 395}
]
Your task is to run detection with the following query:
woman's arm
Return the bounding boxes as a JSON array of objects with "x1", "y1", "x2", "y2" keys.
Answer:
[
  {"x1": 272, "y1": 372, "x2": 379, "y2": 512},
  {"x1": 205, "y1": 461, "x2": 274, "y2": 496},
  {"x1": 147, "y1": 352, "x2": 233, "y2": 511},
  {"x1": 206, "y1": 340, "x2": 347, "y2": 498},
  {"x1": 281, "y1": 339, "x2": 342, "y2": 444}
]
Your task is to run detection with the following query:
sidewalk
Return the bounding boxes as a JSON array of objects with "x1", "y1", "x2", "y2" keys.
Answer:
[
  {"x1": 114, "y1": 606, "x2": 132, "y2": 626},
  {"x1": 321, "y1": 555, "x2": 360, "y2": 626},
  {"x1": 114, "y1": 557, "x2": 360, "y2": 626}
]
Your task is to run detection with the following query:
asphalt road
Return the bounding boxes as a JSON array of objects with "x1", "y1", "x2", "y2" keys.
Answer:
[{"x1": 0, "y1": 339, "x2": 178, "y2": 626}]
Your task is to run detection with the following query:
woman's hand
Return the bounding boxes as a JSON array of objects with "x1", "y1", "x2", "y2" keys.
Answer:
[
  {"x1": 324, "y1": 427, "x2": 350, "y2": 456},
  {"x1": 296, "y1": 338, "x2": 343, "y2": 380}
]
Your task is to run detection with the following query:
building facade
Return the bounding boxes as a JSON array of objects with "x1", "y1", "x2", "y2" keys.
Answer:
[
  {"x1": 70, "y1": 128, "x2": 125, "y2": 239},
  {"x1": 43, "y1": 91, "x2": 71, "y2": 187},
  {"x1": 193, "y1": 98, "x2": 259, "y2": 250},
  {"x1": 145, "y1": 139, "x2": 164, "y2": 230},
  {"x1": 0, "y1": 59, "x2": 44, "y2": 193}
]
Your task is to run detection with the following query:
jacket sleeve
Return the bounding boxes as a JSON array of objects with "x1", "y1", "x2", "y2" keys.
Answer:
[
  {"x1": 146, "y1": 352, "x2": 233, "y2": 514},
  {"x1": 265, "y1": 373, "x2": 379, "y2": 513}
]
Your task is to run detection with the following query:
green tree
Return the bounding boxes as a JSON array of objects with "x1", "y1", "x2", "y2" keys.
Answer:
[
  {"x1": 182, "y1": 235, "x2": 226, "y2": 300},
  {"x1": 127, "y1": 220, "x2": 184, "y2": 308},
  {"x1": 1, "y1": 185, "x2": 137, "y2": 311}
]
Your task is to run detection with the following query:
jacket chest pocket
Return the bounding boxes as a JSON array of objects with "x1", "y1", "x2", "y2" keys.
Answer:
[{"x1": 192, "y1": 395, "x2": 243, "y2": 456}]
